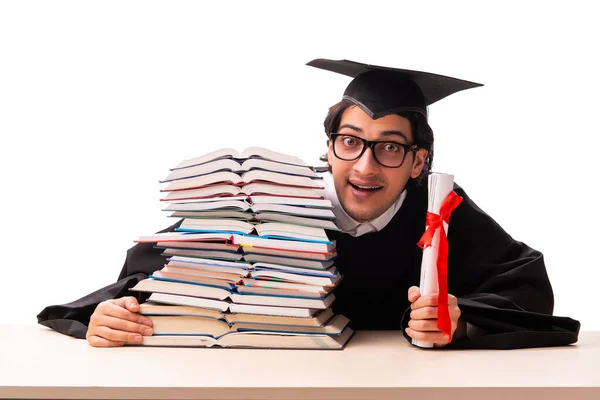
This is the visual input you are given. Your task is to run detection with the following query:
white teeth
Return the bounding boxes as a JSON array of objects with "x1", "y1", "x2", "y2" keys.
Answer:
[{"x1": 355, "y1": 184, "x2": 381, "y2": 190}]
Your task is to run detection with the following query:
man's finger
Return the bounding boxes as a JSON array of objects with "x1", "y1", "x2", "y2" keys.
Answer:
[
  {"x1": 408, "y1": 286, "x2": 421, "y2": 302},
  {"x1": 112, "y1": 296, "x2": 141, "y2": 312},
  {"x1": 410, "y1": 306, "x2": 438, "y2": 320},
  {"x1": 93, "y1": 326, "x2": 144, "y2": 344},
  {"x1": 411, "y1": 293, "x2": 458, "y2": 310},
  {"x1": 99, "y1": 302, "x2": 152, "y2": 326},
  {"x1": 96, "y1": 315, "x2": 153, "y2": 336},
  {"x1": 411, "y1": 294, "x2": 438, "y2": 309},
  {"x1": 87, "y1": 335, "x2": 126, "y2": 348},
  {"x1": 405, "y1": 328, "x2": 450, "y2": 345},
  {"x1": 408, "y1": 319, "x2": 441, "y2": 332},
  {"x1": 408, "y1": 320, "x2": 459, "y2": 334}
]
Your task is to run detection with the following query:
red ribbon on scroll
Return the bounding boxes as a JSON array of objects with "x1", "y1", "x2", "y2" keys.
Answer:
[{"x1": 417, "y1": 190, "x2": 463, "y2": 340}]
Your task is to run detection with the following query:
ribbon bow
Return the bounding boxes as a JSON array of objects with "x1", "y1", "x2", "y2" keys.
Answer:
[{"x1": 417, "y1": 190, "x2": 463, "y2": 340}]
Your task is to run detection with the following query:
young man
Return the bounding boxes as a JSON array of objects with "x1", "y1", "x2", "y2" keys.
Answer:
[{"x1": 38, "y1": 59, "x2": 580, "y2": 349}]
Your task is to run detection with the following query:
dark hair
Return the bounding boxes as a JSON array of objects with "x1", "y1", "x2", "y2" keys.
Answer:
[{"x1": 319, "y1": 99, "x2": 434, "y2": 184}]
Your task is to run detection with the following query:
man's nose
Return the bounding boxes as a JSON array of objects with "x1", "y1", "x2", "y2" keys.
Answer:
[{"x1": 352, "y1": 146, "x2": 379, "y2": 176}]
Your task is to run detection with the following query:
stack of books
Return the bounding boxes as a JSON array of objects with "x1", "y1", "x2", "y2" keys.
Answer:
[{"x1": 131, "y1": 147, "x2": 354, "y2": 349}]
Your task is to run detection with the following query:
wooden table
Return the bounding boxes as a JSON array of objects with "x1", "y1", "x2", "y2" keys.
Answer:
[{"x1": 0, "y1": 324, "x2": 598, "y2": 399}]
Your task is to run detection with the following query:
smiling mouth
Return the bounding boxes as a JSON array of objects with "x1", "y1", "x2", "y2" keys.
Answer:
[{"x1": 349, "y1": 181, "x2": 383, "y2": 192}]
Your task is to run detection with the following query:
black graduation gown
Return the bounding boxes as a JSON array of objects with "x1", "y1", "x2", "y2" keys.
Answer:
[{"x1": 37, "y1": 183, "x2": 580, "y2": 349}]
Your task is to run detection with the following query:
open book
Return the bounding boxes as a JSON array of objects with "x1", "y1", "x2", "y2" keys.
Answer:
[
  {"x1": 158, "y1": 247, "x2": 335, "y2": 270},
  {"x1": 140, "y1": 326, "x2": 354, "y2": 349},
  {"x1": 176, "y1": 219, "x2": 331, "y2": 243},
  {"x1": 130, "y1": 278, "x2": 335, "y2": 309},
  {"x1": 162, "y1": 170, "x2": 323, "y2": 190},
  {"x1": 173, "y1": 147, "x2": 309, "y2": 169},
  {"x1": 144, "y1": 292, "x2": 322, "y2": 318},
  {"x1": 165, "y1": 200, "x2": 336, "y2": 220},
  {"x1": 165, "y1": 158, "x2": 319, "y2": 182},
  {"x1": 138, "y1": 302, "x2": 335, "y2": 326},
  {"x1": 160, "y1": 182, "x2": 324, "y2": 200},
  {"x1": 161, "y1": 189, "x2": 332, "y2": 207},
  {"x1": 137, "y1": 231, "x2": 336, "y2": 253},
  {"x1": 146, "y1": 314, "x2": 349, "y2": 337},
  {"x1": 169, "y1": 211, "x2": 339, "y2": 231},
  {"x1": 160, "y1": 248, "x2": 244, "y2": 262}
]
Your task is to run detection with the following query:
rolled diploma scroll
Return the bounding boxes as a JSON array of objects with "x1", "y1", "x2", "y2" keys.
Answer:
[{"x1": 412, "y1": 172, "x2": 455, "y2": 348}]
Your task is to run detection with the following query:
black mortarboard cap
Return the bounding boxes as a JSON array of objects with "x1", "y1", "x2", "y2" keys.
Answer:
[{"x1": 306, "y1": 58, "x2": 483, "y2": 120}]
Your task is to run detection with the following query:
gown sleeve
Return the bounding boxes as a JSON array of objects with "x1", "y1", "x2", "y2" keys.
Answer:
[
  {"x1": 36, "y1": 220, "x2": 182, "y2": 339},
  {"x1": 401, "y1": 186, "x2": 580, "y2": 349}
]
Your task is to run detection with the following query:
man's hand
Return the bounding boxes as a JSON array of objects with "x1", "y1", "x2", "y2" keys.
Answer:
[
  {"x1": 405, "y1": 286, "x2": 465, "y2": 346},
  {"x1": 86, "y1": 296, "x2": 153, "y2": 347}
]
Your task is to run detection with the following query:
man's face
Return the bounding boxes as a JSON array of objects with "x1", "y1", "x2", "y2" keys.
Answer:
[{"x1": 328, "y1": 106, "x2": 428, "y2": 222}]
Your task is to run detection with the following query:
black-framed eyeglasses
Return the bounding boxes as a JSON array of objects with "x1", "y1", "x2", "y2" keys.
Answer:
[{"x1": 329, "y1": 133, "x2": 419, "y2": 168}]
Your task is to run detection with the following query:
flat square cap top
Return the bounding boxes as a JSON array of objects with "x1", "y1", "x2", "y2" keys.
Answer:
[{"x1": 307, "y1": 58, "x2": 483, "y2": 119}]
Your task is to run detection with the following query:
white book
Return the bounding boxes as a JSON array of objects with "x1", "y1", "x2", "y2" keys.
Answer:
[
  {"x1": 161, "y1": 264, "x2": 249, "y2": 279},
  {"x1": 241, "y1": 182, "x2": 324, "y2": 199},
  {"x1": 131, "y1": 279, "x2": 232, "y2": 300},
  {"x1": 147, "y1": 292, "x2": 320, "y2": 318},
  {"x1": 169, "y1": 211, "x2": 253, "y2": 220},
  {"x1": 156, "y1": 241, "x2": 241, "y2": 251},
  {"x1": 241, "y1": 246, "x2": 337, "y2": 261},
  {"x1": 167, "y1": 256, "x2": 252, "y2": 271},
  {"x1": 164, "y1": 195, "x2": 249, "y2": 204},
  {"x1": 252, "y1": 262, "x2": 337, "y2": 277},
  {"x1": 245, "y1": 255, "x2": 334, "y2": 270},
  {"x1": 252, "y1": 203, "x2": 336, "y2": 219},
  {"x1": 179, "y1": 219, "x2": 330, "y2": 243},
  {"x1": 132, "y1": 277, "x2": 333, "y2": 309},
  {"x1": 161, "y1": 185, "x2": 243, "y2": 200},
  {"x1": 178, "y1": 218, "x2": 256, "y2": 234},
  {"x1": 229, "y1": 292, "x2": 334, "y2": 309},
  {"x1": 160, "y1": 184, "x2": 324, "y2": 200},
  {"x1": 139, "y1": 326, "x2": 354, "y2": 349},
  {"x1": 164, "y1": 158, "x2": 318, "y2": 182},
  {"x1": 147, "y1": 292, "x2": 230, "y2": 312},
  {"x1": 173, "y1": 147, "x2": 308, "y2": 169},
  {"x1": 241, "y1": 278, "x2": 330, "y2": 293},
  {"x1": 164, "y1": 200, "x2": 250, "y2": 212},
  {"x1": 161, "y1": 248, "x2": 244, "y2": 261},
  {"x1": 136, "y1": 232, "x2": 232, "y2": 243},
  {"x1": 231, "y1": 234, "x2": 335, "y2": 254},
  {"x1": 249, "y1": 270, "x2": 341, "y2": 286},
  {"x1": 227, "y1": 303, "x2": 319, "y2": 318},
  {"x1": 255, "y1": 213, "x2": 340, "y2": 230},
  {"x1": 162, "y1": 170, "x2": 323, "y2": 190},
  {"x1": 248, "y1": 196, "x2": 332, "y2": 209},
  {"x1": 254, "y1": 223, "x2": 330, "y2": 242}
]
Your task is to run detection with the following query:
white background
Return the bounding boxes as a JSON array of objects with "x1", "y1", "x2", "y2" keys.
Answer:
[{"x1": 1, "y1": 1, "x2": 598, "y2": 329}]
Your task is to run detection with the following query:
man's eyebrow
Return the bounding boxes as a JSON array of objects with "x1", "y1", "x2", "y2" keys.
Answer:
[
  {"x1": 338, "y1": 124, "x2": 411, "y2": 142},
  {"x1": 338, "y1": 124, "x2": 362, "y2": 132},
  {"x1": 380, "y1": 130, "x2": 409, "y2": 142}
]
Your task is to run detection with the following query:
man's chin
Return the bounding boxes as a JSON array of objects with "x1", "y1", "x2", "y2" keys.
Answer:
[{"x1": 342, "y1": 201, "x2": 385, "y2": 223}]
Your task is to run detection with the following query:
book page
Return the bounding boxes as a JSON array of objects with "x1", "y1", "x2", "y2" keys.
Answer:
[
  {"x1": 161, "y1": 185, "x2": 241, "y2": 200},
  {"x1": 161, "y1": 171, "x2": 243, "y2": 191},
  {"x1": 241, "y1": 158, "x2": 318, "y2": 178},
  {"x1": 240, "y1": 147, "x2": 307, "y2": 166},
  {"x1": 241, "y1": 170, "x2": 324, "y2": 188},
  {"x1": 164, "y1": 159, "x2": 243, "y2": 182}
]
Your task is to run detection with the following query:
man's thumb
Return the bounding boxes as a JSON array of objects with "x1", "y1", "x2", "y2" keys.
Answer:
[
  {"x1": 117, "y1": 296, "x2": 140, "y2": 311},
  {"x1": 408, "y1": 286, "x2": 420, "y2": 302}
]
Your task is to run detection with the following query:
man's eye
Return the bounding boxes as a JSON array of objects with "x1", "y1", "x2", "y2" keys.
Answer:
[
  {"x1": 383, "y1": 143, "x2": 400, "y2": 152},
  {"x1": 342, "y1": 137, "x2": 358, "y2": 146}
]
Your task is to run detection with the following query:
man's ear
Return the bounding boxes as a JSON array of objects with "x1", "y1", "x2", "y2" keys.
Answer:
[
  {"x1": 410, "y1": 149, "x2": 428, "y2": 179},
  {"x1": 327, "y1": 140, "x2": 333, "y2": 166}
]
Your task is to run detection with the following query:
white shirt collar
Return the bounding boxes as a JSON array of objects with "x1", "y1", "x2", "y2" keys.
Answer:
[{"x1": 319, "y1": 172, "x2": 406, "y2": 237}]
